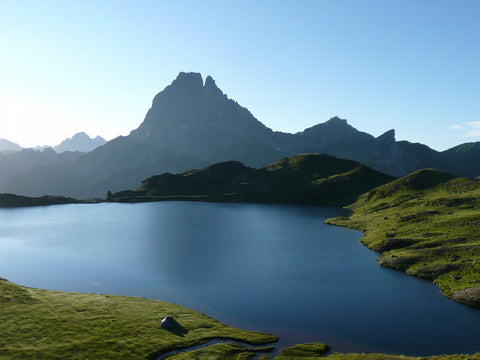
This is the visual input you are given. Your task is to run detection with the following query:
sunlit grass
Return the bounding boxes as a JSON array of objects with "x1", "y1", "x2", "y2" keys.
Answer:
[
  {"x1": 0, "y1": 279, "x2": 276, "y2": 359},
  {"x1": 326, "y1": 169, "x2": 480, "y2": 307}
]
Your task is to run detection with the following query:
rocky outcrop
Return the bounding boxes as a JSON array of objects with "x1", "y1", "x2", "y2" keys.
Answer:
[{"x1": 450, "y1": 286, "x2": 480, "y2": 307}]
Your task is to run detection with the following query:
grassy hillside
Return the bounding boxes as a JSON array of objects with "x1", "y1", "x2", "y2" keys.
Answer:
[
  {"x1": 109, "y1": 153, "x2": 395, "y2": 206},
  {"x1": 326, "y1": 169, "x2": 480, "y2": 307},
  {"x1": 0, "y1": 278, "x2": 276, "y2": 359}
]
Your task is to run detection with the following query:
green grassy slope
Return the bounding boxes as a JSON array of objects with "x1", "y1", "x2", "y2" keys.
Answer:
[
  {"x1": 326, "y1": 169, "x2": 480, "y2": 307},
  {"x1": 110, "y1": 154, "x2": 395, "y2": 206},
  {"x1": 0, "y1": 278, "x2": 276, "y2": 360}
]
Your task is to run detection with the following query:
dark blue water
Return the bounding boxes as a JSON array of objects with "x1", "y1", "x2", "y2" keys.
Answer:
[{"x1": 0, "y1": 202, "x2": 479, "y2": 356}]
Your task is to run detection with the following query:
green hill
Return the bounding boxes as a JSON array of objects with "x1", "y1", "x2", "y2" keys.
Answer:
[
  {"x1": 108, "y1": 153, "x2": 395, "y2": 206},
  {"x1": 326, "y1": 169, "x2": 480, "y2": 307},
  {"x1": 0, "y1": 193, "x2": 80, "y2": 207}
]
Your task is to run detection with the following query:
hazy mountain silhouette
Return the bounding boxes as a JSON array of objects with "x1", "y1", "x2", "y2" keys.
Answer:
[
  {"x1": 54, "y1": 132, "x2": 106, "y2": 153},
  {"x1": 0, "y1": 139, "x2": 22, "y2": 153},
  {"x1": 129, "y1": 72, "x2": 283, "y2": 166},
  {"x1": 0, "y1": 72, "x2": 479, "y2": 199}
]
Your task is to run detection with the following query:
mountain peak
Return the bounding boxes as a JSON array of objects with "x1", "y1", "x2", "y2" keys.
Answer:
[
  {"x1": 152, "y1": 72, "x2": 226, "y2": 105},
  {"x1": 171, "y1": 72, "x2": 221, "y2": 91},
  {"x1": 376, "y1": 129, "x2": 396, "y2": 143},
  {"x1": 168, "y1": 72, "x2": 204, "y2": 92},
  {"x1": 71, "y1": 132, "x2": 89, "y2": 140},
  {"x1": 205, "y1": 75, "x2": 215, "y2": 86},
  {"x1": 54, "y1": 132, "x2": 106, "y2": 153},
  {"x1": 302, "y1": 116, "x2": 356, "y2": 137},
  {"x1": 326, "y1": 116, "x2": 348, "y2": 125},
  {"x1": 130, "y1": 72, "x2": 273, "y2": 158},
  {"x1": 204, "y1": 74, "x2": 224, "y2": 97}
]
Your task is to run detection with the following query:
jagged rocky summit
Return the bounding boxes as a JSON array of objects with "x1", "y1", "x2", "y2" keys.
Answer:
[{"x1": 129, "y1": 72, "x2": 277, "y2": 165}]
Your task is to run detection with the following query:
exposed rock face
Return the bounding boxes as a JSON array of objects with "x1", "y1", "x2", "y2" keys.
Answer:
[
  {"x1": 450, "y1": 286, "x2": 480, "y2": 307},
  {"x1": 130, "y1": 72, "x2": 275, "y2": 164},
  {"x1": 367, "y1": 130, "x2": 414, "y2": 177}
]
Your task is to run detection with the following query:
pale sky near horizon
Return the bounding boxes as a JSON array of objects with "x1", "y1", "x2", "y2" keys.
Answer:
[{"x1": 0, "y1": 0, "x2": 479, "y2": 150}]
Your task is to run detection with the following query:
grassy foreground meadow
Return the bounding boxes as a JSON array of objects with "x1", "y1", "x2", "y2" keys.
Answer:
[
  {"x1": 0, "y1": 278, "x2": 276, "y2": 359},
  {"x1": 326, "y1": 169, "x2": 480, "y2": 307}
]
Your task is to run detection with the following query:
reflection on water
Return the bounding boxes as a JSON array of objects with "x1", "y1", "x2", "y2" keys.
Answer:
[{"x1": 0, "y1": 202, "x2": 479, "y2": 356}]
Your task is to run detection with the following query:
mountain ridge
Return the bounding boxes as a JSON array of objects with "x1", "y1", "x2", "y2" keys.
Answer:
[
  {"x1": 54, "y1": 132, "x2": 106, "y2": 153},
  {"x1": 0, "y1": 71, "x2": 479, "y2": 198}
]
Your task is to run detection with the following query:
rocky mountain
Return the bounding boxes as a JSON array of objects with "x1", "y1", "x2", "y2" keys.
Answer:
[
  {"x1": 129, "y1": 72, "x2": 282, "y2": 167},
  {"x1": 0, "y1": 71, "x2": 479, "y2": 199},
  {"x1": 54, "y1": 132, "x2": 106, "y2": 153}
]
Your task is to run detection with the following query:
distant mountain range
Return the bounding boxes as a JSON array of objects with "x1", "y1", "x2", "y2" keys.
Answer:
[
  {"x1": 1, "y1": 71, "x2": 480, "y2": 199},
  {"x1": 0, "y1": 132, "x2": 106, "y2": 154}
]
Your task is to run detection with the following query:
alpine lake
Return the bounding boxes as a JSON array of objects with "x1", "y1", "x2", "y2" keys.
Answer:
[{"x1": 0, "y1": 201, "x2": 479, "y2": 356}]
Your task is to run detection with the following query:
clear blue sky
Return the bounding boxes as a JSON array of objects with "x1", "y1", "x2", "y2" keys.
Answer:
[{"x1": 0, "y1": 0, "x2": 479, "y2": 150}]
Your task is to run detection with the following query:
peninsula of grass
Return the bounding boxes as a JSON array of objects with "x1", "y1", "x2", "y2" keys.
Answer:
[
  {"x1": 276, "y1": 350, "x2": 480, "y2": 360},
  {"x1": 326, "y1": 169, "x2": 480, "y2": 307},
  {"x1": 0, "y1": 278, "x2": 277, "y2": 359},
  {"x1": 274, "y1": 342, "x2": 480, "y2": 359}
]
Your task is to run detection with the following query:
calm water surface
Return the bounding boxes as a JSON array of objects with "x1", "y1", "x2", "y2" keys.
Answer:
[{"x1": 0, "y1": 202, "x2": 479, "y2": 355}]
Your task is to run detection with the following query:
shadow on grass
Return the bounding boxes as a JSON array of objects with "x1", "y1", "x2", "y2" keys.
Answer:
[{"x1": 165, "y1": 319, "x2": 188, "y2": 337}]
